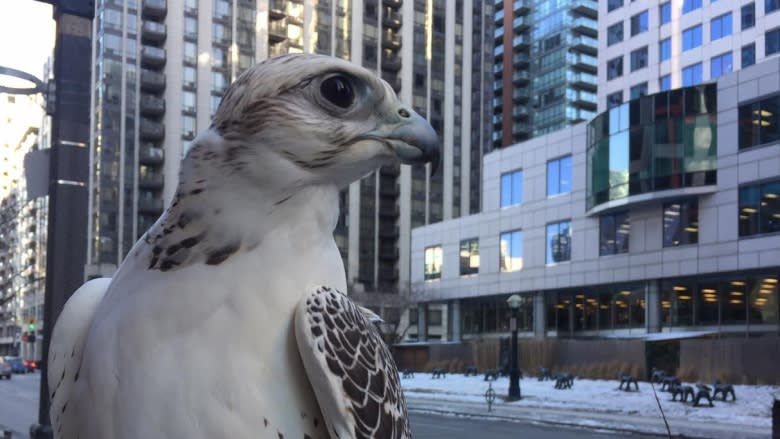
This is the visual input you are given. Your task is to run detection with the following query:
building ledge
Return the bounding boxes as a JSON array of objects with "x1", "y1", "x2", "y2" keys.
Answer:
[{"x1": 586, "y1": 185, "x2": 717, "y2": 216}]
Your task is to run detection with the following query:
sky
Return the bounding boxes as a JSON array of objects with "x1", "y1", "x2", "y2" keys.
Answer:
[{"x1": 0, "y1": 0, "x2": 56, "y2": 80}]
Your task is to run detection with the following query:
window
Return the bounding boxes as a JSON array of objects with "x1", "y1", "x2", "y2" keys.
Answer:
[
  {"x1": 608, "y1": 0, "x2": 623, "y2": 12},
  {"x1": 213, "y1": 0, "x2": 229, "y2": 18},
  {"x1": 630, "y1": 83, "x2": 648, "y2": 99},
  {"x1": 742, "y1": 43, "x2": 756, "y2": 68},
  {"x1": 607, "y1": 56, "x2": 623, "y2": 80},
  {"x1": 182, "y1": 91, "x2": 196, "y2": 113},
  {"x1": 499, "y1": 230, "x2": 523, "y2": 272},
  {"x1": 599, "y1": 212, "x2": 630, "y2": 255},
  {"x1": 500, "y1": 169, "x2": 523, "y2": 207},
  {"x1": 458, "y1": 238, "x2": 479, "y2": 276},
  {"x1": 660, "y1": 74, "x2": 672, "y2": 91},
  {"x1": 182, "y1": 115, "x2": 196, "y2": 138},
  {"x1": 212, "y1": 71, "x2": 228, "y2": 94},
  {"x1": 184, "y1": 16, "x2": 198, "y2": 38},
  {"x1": 710, "y1": 13, "x2": 732, "y2": 41},
  {"x1": 427, "y1": 309, "x2": 443, "y2": 326},
  {"x1": 742, "y1": 3, "x2": 755, "y2": 30},
  {"x1": 546, "y1": 221, "x2": 571, "y2": 264},
  {"x1": 183, "y1": 66, "x2": 196, "y2": 88},
  {"x1": 663, "y1": 200, "x2": 698, "y2": 246},
  {"x1": 630, "y1": 11, "x2": 649, "y2": 36},
  {"x1": 607, "y1": 91, "x2": 623, "y2": 108},
  {"x1": 630, "y1": 46, "x2": 648, "y2": 71},
  {"x1": 212, "y1": 47, "x2": 226, "y2": 67},
  {"x1": 607, "y1": 22, "x2": 623, "y2": 46},
  {"x1": 547, "y1": 156, "x2": 572, "y2": 196},
  {"x1": 210, "y1": 95, "x2": 221, "y2": 116},
  {"x1": 184, "y1": 41, "x2": 197, "y2": 64},
  {"x1": 660, "y1": 2, "x2": 672, "y2": 24},
  {"x1": 682, "y1": 63, "x2": 703, "y2": 86},
  {"x1": 768, "y1": 0, "x2": 780, "y2": 14},
  {"x1": 659, "y1": 38, "x2": 672, "y2": 61},
  {"x1": 738, "y1": 94, "x2": 780, "y2": 148},
  {"x1": 767, "y1": 28, "x2": 780, "y2": 56},
  {"x1": 424, "y1": 245, "x2": 443, "y2": 280},
  {"x1": 710, "y1": 52, "x2": 733, "y2": 79},
  {"x1": 683, "y1": 0, "x2": 702, "y2": 13},
  {"x1": 739, "y1": 180, "x2": 780, "y2": 236},
  {"x1": 682, "y1": 25, "x2": 703, "y2": 51}
]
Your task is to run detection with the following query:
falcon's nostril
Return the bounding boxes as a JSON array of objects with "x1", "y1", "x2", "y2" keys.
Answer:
[{"x1": 398, "y1": 108, "x2": 410, "y2": 118}]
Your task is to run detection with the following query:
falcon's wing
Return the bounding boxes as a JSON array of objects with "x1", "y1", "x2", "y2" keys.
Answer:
[
  {"x1": 295, "y1": 286, "x2": 410, "y2": 439},
  {"x1": 48, "y1": 277, "x2": 111, "y2": 438}
]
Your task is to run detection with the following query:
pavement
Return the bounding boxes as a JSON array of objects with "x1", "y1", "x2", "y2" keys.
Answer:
[{"x1": 405, "y1": 395, "x2": 771, "y2": 439}]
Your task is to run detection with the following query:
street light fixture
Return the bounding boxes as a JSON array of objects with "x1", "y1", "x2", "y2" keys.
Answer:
[{"x1": 506, "y1": 294, "x2": 522, "y2": 401}]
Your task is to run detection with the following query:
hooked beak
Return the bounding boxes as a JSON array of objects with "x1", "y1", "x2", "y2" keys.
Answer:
[{"x1": 365, "y1": 107, "x2": 441, "y2": 176}]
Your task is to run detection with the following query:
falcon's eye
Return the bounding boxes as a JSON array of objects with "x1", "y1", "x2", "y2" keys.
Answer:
[{"x1": 320, "y1": 75, "x2": 355, "y2": 109}]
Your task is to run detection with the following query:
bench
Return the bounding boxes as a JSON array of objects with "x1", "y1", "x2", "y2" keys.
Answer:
[
  {"x1": 650, "y1": 368, "x2": 667, "y2": 384},
  {"x1": 712, "y1": 381, "x2": 736, "y2": 401},
  {"x1": 484, "y1": 368, "x2": 500, "y2": 381},
  {"x1": 401, "y1": 369, "x2": 414, "y2": 379},
  {"x1": 618, "y1": 372, "x2": 639, "y2": 391},
  {"x1": 660, "y1": 376, "x2": 681, "y2": 392},
  {"x1": 693, "y1": 384, "x2": 715, "y2": 407},
  {"x1": 670, "y1": 383, "x2": 695, "y2": 402},
  {"x1": 431, "y1": 368, "x2": 446, "y2": 379},
  {"x1": 553, "y1": 373, "x2": 574, "y2": 389},
  {"x1": 538, "y1": 367, "x2": 553, "y2": 381},
  {"x1": 463, "y1": 366, "x2": 479, "y2": 376}
]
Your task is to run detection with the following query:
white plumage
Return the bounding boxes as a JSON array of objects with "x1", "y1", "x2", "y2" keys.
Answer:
[{"x1": 48, "y1": 54, "x2": 438, "y2": 439}]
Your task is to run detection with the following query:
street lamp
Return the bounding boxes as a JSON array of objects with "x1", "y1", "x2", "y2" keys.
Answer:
[{"x1": 506, "y1": 294, "x2": 522, "y2": 401}]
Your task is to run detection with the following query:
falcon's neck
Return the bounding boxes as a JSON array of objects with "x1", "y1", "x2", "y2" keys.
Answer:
[{"x1": 140, "y1": 131, "x2": 340, "y2": 272}]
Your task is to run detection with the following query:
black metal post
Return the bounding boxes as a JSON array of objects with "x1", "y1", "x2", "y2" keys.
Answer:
[
  {"x1": 508, "y1": 307, "x2": 521, "y2": 401},
  {"x1": 30, "y1": 1, "x2": 94, "y2": 438}
]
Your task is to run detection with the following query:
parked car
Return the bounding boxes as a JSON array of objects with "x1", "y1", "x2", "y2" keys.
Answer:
[
  {"x1": 0, "y1": 361, "x2": 11, "y2": 380},
  {"x1": 4, "y1": 357, "x2": 26, "y2": 374}
]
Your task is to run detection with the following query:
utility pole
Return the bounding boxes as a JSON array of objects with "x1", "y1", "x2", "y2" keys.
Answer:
[{"x1": 29, "y1": 1, "x2": 93, "y2": 438}]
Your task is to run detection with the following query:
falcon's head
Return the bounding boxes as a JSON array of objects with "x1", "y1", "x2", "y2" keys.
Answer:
[{"x1": 206, "y1": 53, "x2": 439, "y2": 189}]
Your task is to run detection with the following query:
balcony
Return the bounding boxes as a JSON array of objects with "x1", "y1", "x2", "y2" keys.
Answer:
[
  {"x1": 493, "y1": 81, "x2": 502, "y2": 95},
  {"x1": 569, "y1": 35, "x2": 598, "y2": 55},
  {"x1": 141, "y1": 45, "x2": 166, "y2": 69},
  {"x1": 379, "y1": 225, "x2": 399, "y2": 239},
  {"x1": 382, "y1": 54, "x2": 401, "y2": 71},
  {"x1": 568, "y1": 53, "x2": 597, "y2": 73},
  {"x1": 512, "y1": 70, "x2": 530, "y2": 85},
  {"x1": 512, "y1": 88, "x2": 530, "y2": 102},
  {"x1": 512, "y1": 106, "x2": 529, "y2": 120},
  {"x1": 383, "y1": 9, "x2": 401, "y2": 29},
  {"x1": 512, "y1": 34, "x2": 530, "y2": 49},
  {"x1": 142, "y1": 0, "x2": 167, "y2": 20},
  {"x1": 140, "y1": 94, "x2": 165, "y2": 117},
  {"x1": 379, "y1": 183, "x2": 400, "y2": 198},
  {"x1": 513, "y1": 0, "x2": 531, "y2": 15},
  {"x1": 382, "y1": 31, "x2": 401, "y2": 50},
  {"x1": 566, "y1": 89, "x2": 597, "y2": 109},
  {"x1": 141, "y1": 21, "x2": 166, "y2": 45},
  {"x1": 379, "y1": 247, "x2": 399, "y2": 260},
  {"x1": 140, "y1": 118, "x2": 165, "y2": 141},
  {"x1": 567, "y1": 72, "x2": 597, "y2": 91},
  {"x1": 269, "y1": 0, "x2": 286, "y2": 18},
  {"x1": 571, "y1": 0, "x2": 597, "y2": 18},
  {"x1": 512, "y1": 16, "x2": 530, "y2": 31},
  {"x1": 379, "y1": 203, "x2": 399, "y2": 218},
  {"x1": 139, "y1": 144, "x2": 164, "y2": 165},
  {"x1": 378, "y1": 267, "x2": 399, "y2": 282},
  {"x1": 138, "y1": 196, "x2": 164, "y2": 214},
  {"x1": 269, "y1": 20, "x2": 287, "y2": 42},
  {"x1": 138, "y1": 171, "x2": 164, "y2": 189},
  {"x1": 571, "y1": 17, "x2": 598, "y2": 38},
  {"x1": 495, "y1": 8, "x2": 504, "y2": 24},
  {"x1": 383, "y1": 0, "x2": 401, "y2": 9},
  {"x1": 566, "y1": 107, "x2": 595, "y2": 123},
  {"x1": 511, "y1": 122, "x2": 531, "y2": 137},
  {"x1": 513, "y1": 52, "x2": 530, "y2": 67},
  {"x1": 140, "y1": 69, "x2": 165, "y2": 92}
]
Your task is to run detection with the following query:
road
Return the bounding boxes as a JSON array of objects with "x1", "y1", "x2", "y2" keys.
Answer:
[{"x1": 0, "y1": 374, "x2": 663, "y2": 438}]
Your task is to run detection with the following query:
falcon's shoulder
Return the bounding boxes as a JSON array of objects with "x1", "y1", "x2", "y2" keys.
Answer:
[{"x1": 294, "y1": 286, "x2": 410, "y2": 439}]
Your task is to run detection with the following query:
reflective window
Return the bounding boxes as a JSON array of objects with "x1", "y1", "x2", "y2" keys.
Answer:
[
  {"x1": 630, "y1": 46, "x2": 648, "y2": 71},
  {"x1": 547, "y1": 155, "x2": 572, "y2": 196},
  {"x1": 607, "y1": 22, "x2": 623, "y2": 46},
  {"x1": 682, "y1": 63, "x2": 703, "y2": 86},
  {"x1": 663, "y1": 200, "x2": 699, "y2": 247},
  {"x1": 710, "y1": 52, "x2": 733, "y2": 79},
  {"x1": 607, "y1": 91, "x2": 623, "y2": 109},
  {"x1": 607, "y1": 56, "x2": 623, "y2": 80},
  {"x1": 742, "y1": 3, "x2": 755, "y2": 30},
  {"x1": 710, "y1": 13, "x2": 732, "y2": 41},
  {"x1": 683, "y1": 0, "x2": 702, "y2": 13},
  {"x1": 660, "y1": 2, "x2": 672, "y2": 24},
  {"x1": 460, "y1": 238, "x2": 479, "y2": 276},
  {"x1": 630, "y1": 83, "x2": 648, "y2": 100},
  {"x1": 630, "y1": 10, "x2": 649, "y2": 36},
  {"x1": 738, "y1": 94, "x2": 780, "y2": 149},
  {"x1": 546, "y1": 221, "x2": 571, "y2": 264},
  {"x1": 499, "y1": 230, "x2": 523, "y2": 272},
  {"x1": 184, "y1": 16, "x2": 198, "y2": 39},
  {"x1": 424, "y1": 245, "x2": 443, "y2": 280},
  {"x1": 682, "y1": 25, "x2": 702, "y2": 51},
  {"x1": 500, "y1": 169, "x2": 523, "y2": 207},
  {"x1": 184, "y1": 41, "x2": 197, "y2": 64},
  {"x1": 742, "y1": 43, "x2": 756, "y2": 68},
  {"x1": 659, "y1": 74, "x2": 671, "y2": 91},
  {"x1": 767, "y1": 28, "x2": 780, "y2": 56},
  {"x1": 768, "y1": 0, "x2": 780, "y2": 14},
  {"x1": 659, "y1": 38, "x2": 671, "y2": 62},
  {"x1": 739, "y1": 180, "x2": 780, "y2": 236},
  {"x1": 182, "y1": 115, "x2": 196, "y2": 139},
  {"x1": 182, "y1": 91, "x2": 196, "y2": 113},
  {"x1": 608, "y1": 0, "x2": 623, "y2": 12},
  {"x1": 183, "y1": 66, "x2": 196, "y2": 88},
  {"x1": 599, "y1": 211, "x2": 630, "y2": 256}
]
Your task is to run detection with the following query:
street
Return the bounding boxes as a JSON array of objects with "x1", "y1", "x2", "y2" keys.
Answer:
[{"x1": 0, "y1": 373, "x2": 664, "y2": 438}]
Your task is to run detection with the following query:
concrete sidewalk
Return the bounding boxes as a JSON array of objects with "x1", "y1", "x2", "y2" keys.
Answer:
[{"x1": 406, "y1": 395, "x2": 770, "y2": 439}]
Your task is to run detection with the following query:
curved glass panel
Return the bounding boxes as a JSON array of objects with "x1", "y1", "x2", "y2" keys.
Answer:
[{"x1": 586, "y1": 84, "x2": 717, "y2": 211}]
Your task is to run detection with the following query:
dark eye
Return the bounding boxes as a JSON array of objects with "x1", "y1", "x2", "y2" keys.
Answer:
[{"x1": 320, "y1": 75, "x2": 355, "y2": 109}]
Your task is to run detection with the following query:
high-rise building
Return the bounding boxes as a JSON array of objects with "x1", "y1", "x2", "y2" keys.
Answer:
[
  {"x1": 493, "y1": 0, "x2": 598, "y2": 149},
  {"x1": 86, "y1": 0, "x2": 494, "y2": 320},
  {"x1": 599, "y1": 0, "x2": 780, "y2": 111}
]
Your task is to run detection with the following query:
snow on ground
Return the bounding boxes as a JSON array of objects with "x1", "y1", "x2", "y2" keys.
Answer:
[{"x1": 401, "y1": 373, "x2": 779, "y2": 428}]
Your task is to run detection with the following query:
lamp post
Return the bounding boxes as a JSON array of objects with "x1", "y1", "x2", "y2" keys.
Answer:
[{"x1": 506, "y1": 294, "x2": 522, "y2": 401}]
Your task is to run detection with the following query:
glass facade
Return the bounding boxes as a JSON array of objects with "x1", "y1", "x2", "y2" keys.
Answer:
[
  {"x1": 742, "y1": 3, "x2": 755, "y2": 30},
  {"x1": 546, "y1": 221, "x2": 571, "y2": 264},
  {"x1": 630, "y1": 10, "x2": 648, "y2": 36},
  {"x1": 499, "y1": 229, "x2": 523, "y2": 272},
  {"x1": 663, "y1": 199, "x2": 699, "y2": 246},
  {"x1": 710, "y1": 52, "x2": 733, "y2": 79},
  {"x1": 587, "y1": 85, "x2": 718, "y2": 211},
  {"x1": 461, "y1": 294, "x2": 533, "y2": 335},
  {"x1": 660, "y1": 2, "x2": 671, "y2": 24},
  {"x1": 682, "y1": 25, "x2": 703, "y2": 52},
  {"x1": 739, "y1": 179, "x2": 780, "y2": 236},
  {"x1": 710, "y1": 13, "x2": 733, "y2": 41},
  {"x1": 547, "y1": 285, "x2": 644, "y2": 333},
  {"x1": 599, "y1": 211, "x2": 630, "y2": 255},
  {"x1": 742, "y1": 43, "x2": 756, "y2": 68},
  {"x1": 659, "y1": 38, "x2": 671, "y2": 62},
  {"x1": 738, "y1": 93, "x2": 780, "y2": 149}
]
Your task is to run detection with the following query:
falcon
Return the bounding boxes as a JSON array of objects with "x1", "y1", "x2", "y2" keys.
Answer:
[{"x1": 47, "y1": 53, "x2": 438, "y2": 439}]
